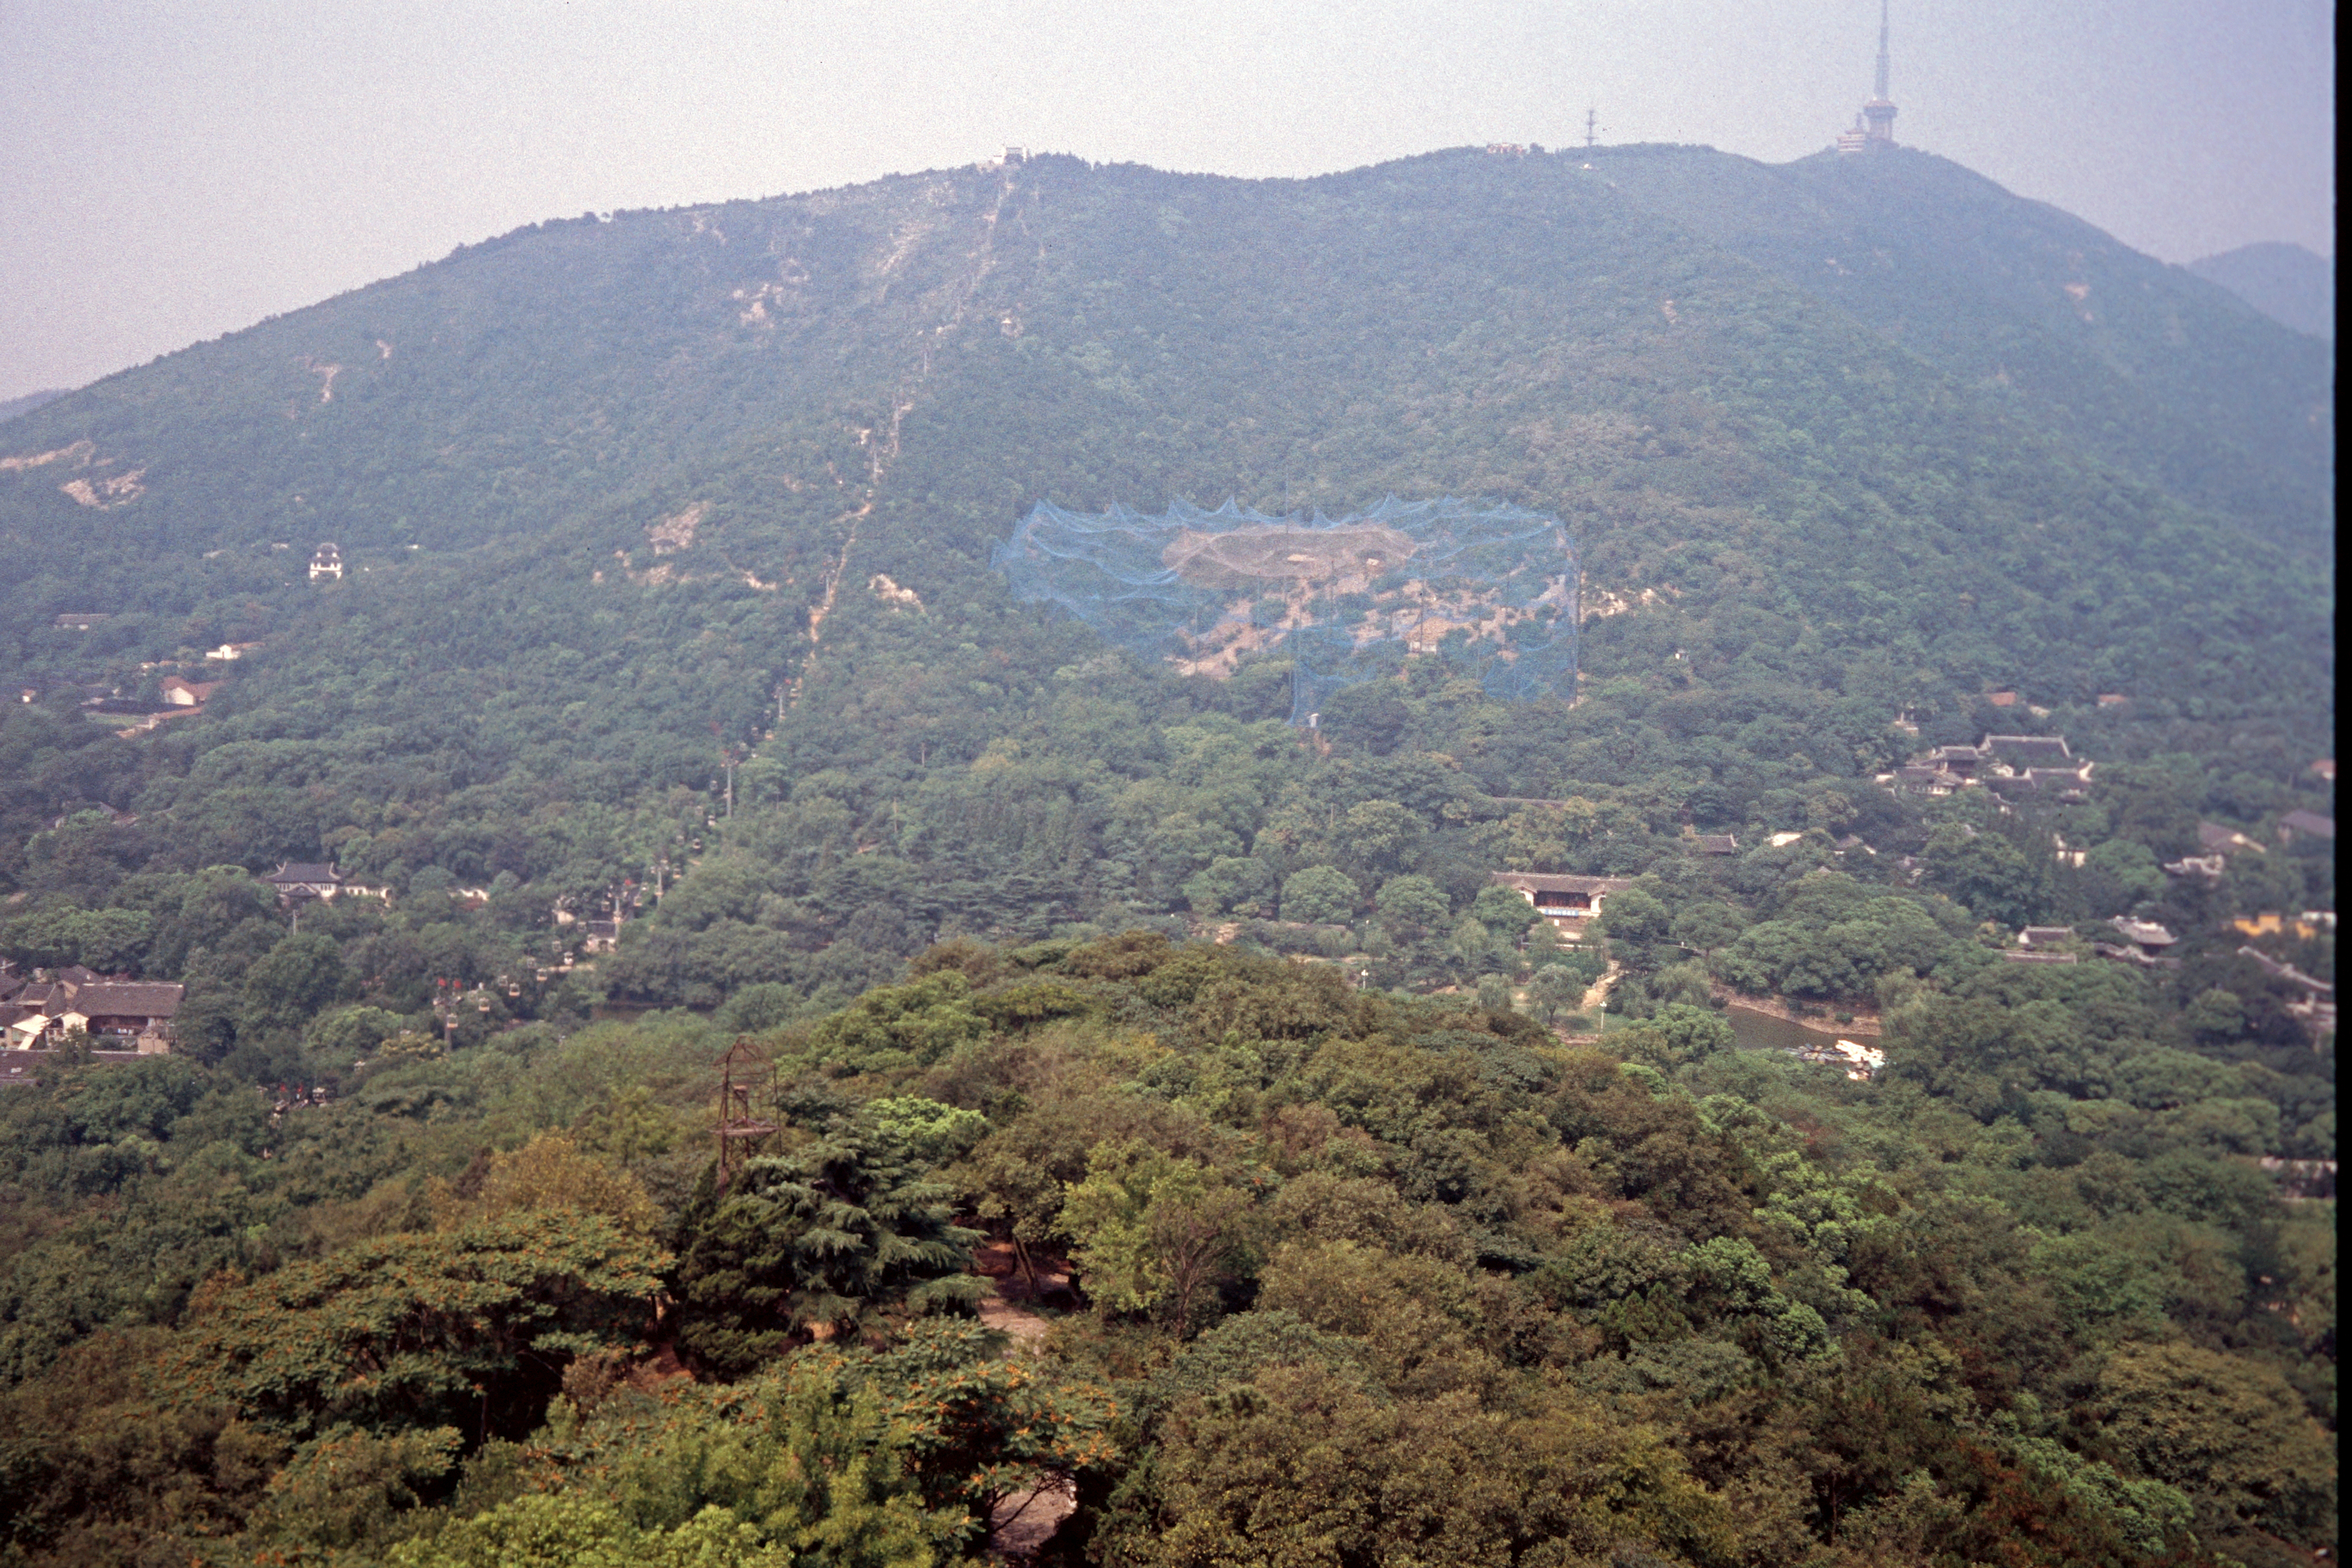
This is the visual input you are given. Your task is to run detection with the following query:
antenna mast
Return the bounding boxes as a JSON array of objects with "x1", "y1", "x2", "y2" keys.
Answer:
[
  {"x1": 1857, "y1": 0, "x2": 1899, "y2": 148},
  {"x1": 1584, "y1": 107, "x2": 1598, "y2": 149},
  {"x1": 1874, "y1": 0, "x2": 1890, "y2": 101}
]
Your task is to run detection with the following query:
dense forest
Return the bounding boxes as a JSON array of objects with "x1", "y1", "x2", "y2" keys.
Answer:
[
  {"x1": 0, "y1": 930, "x2": 2335, "y2": 1565},
  {"x1": 0, "y1": 142, "x2": 2334, "y2": 1565}
]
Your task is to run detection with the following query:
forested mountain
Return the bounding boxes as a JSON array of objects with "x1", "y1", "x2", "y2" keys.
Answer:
[
  {"x1": 1590, "y1": 150, "x2": 2333, "y2": 529},
  {"x1": 2187, "y1": 242, "x2": 2334, "y2": 342},
  {"x1": 0, "y1": 144, "x2": 2331, "y2": 983},
  {"x1": 0, "y1": 144, "x2": 2334, "y2": 1565}
]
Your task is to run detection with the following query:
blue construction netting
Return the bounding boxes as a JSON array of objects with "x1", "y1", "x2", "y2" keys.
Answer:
[{"x1": 991, "y1": 497, "x2": 1577, "y2": 724}]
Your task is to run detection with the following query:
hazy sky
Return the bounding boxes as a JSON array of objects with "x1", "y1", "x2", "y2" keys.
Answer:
[{"x1": 1, "y1": 0, "x2": 2334, "y2": 403}]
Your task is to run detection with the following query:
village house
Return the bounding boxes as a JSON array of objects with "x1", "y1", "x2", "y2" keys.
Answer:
[
  {"x1": 260, "y1": 862, "x2": 389, "y2": 906},
  {"x1": 1886, "y1": 763, "x2": 1964, "y2": 797},
  {"x1": 2233, "y1": 912, "x2": 2331, "y2": 940},
  {"x1": 1881, "y1": 732, "x2": 2090, "y2": 805},
  {"x1": 2108, "y1": 916, "x2": 2177, "y2": 952},
  {"x1": 1487, "y1": 872, "x2": 1637, "y2": 934},
  {"x1": 6, "y1": 966, "x2": 103, "y2": 1012},
  {"x1": 2277, "y1": 810, "x2": 2335, "y2": 847},
  {"x1": 263, "y1": 862, "x2": 346, "y2": 902},
  {"x1": 66, "y1": 983, "x2": 183, "y2": 1047},
  {"x1": 2006, "y1": 926, "x2": 2081, "y2": 965},
  {"x1": 159, "y1": 677, "x2": 221, "y2": 707},
  {"x1": 2196, "y1": 820, "x2": 2264, "y2": 857},
  {"x1": 2093, "y1": 916, "x2": 2180, "y2": 969},
  {"x1": 0, "y1": 970, "x2": 182, "y2": 1051},
  {"x1": 309, "y1": 543, "x2": 344, "y2": 581},
  {"x1": 2236, "y1": 945, "x2": 2337, "y2": 1044}
]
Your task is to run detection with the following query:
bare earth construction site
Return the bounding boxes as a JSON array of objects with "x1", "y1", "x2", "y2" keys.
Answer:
[{"x1": 995, "y1": 497, "x2": 1577, "y2": 721}]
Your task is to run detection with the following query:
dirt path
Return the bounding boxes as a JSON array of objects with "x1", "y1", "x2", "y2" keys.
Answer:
[
  {"x1": 978, "y1": 1284, "x2": 1055, "y2": 1350},
  {"x1": 990, "y1": 1476, "x2": 1077, "y2": 1559},
  {"x1": 787, "y1": 168, "x2": 1020, "y2": 711},
  {"x1": 981, "y1": 1277, "x2": 1077, "y2": 1558},
  {"x1": 970, "y1": 1243, "x2": 1079, "y2": 1559}
]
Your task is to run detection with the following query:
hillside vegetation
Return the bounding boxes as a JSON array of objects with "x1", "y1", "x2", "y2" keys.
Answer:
[
  {"x1": 0, "y1": 146, "x2": 2331, "y2": 1003},
  {"x1": 0, "y1": 144, "x2": 2334, "y2": 1565},
  {"x1": 0, "y1": 931, "x2": 2338, "y2": 1565}
]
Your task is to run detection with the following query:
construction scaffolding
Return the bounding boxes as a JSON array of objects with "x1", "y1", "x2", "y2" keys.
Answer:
[{"x1": 992, "y1": 496, "x2": 1577, "y2": 722}]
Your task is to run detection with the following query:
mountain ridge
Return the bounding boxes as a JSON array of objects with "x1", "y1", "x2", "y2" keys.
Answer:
[
  {"x1": 0, "y1": 389, "x2": 69, "y2": 426},
  {"x1": 3, "y1": 145, "x2": 2331, "y2": 565},
  {"x1": 1583, "y1": 145, "x2": 2332, "y2": 529},
  {"x1": 2186, "y1": 240, "x2": 2334, "y2": 341}
]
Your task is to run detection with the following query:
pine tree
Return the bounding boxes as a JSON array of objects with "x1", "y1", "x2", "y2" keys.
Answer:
[{"x1": 673, "y1": 1112, "x2": 984, "y2": 1378}]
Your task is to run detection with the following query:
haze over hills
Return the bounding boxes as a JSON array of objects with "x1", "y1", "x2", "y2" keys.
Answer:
[
  {"x1": 0, "y1": 144, "x2": 2332, "y2": 971},
  {"x1": 1590, "y1": 150, "x2": 2333, "y2": 524},
  {"x1": 0, "y1": 389, "x2": 68, "y2": 426},
  {"x1": 2186, "y1": 241, "x2": 2335, "y2": 341},
  {"x1": 0, "y1": 144, "x2": 2337, "y2": 1568},
  {"x1": 3, "y1": 145, "x2": 2332, "y2": 572}
]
